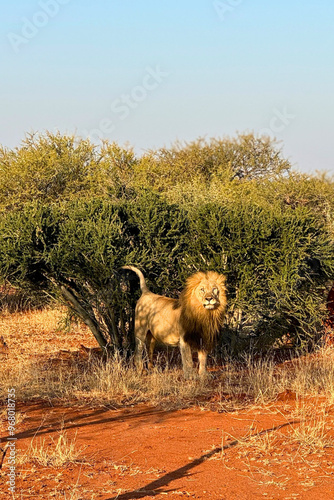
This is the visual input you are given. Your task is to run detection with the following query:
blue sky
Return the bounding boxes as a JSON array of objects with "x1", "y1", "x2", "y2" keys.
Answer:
[{"x1": 1, "y1": 0, "x2": 334, "y2": 173}]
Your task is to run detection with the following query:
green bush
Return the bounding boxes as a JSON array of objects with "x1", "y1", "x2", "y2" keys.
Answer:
[
  {"x1": 134, "y1": 133, "x2": 291, "y2": 192},
  {"x1": 188, "y1": 200, "x2": 334, "y2": 348},
  {"x1": 0, "y1": 194, "x2": 190, "y2": 351},
  {"x1": 0, "y1": 132, "x2": 136, "y2": 209},
  {"x1": 0, "y1": 132, "x2": 333, "y2": 354}
]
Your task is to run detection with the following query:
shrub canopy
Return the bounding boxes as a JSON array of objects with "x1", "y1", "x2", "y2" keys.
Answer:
[{"x1": 1, "y1": 132, "x2": 334, "y2": 353}]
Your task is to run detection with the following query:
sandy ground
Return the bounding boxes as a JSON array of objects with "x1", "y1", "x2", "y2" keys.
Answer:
[
  {"x1": 2, "y1": 397, "x2": 334, "y2": 499},
  {"x1": 1, "y1": 309, "x2": 334, "y2": 499}
]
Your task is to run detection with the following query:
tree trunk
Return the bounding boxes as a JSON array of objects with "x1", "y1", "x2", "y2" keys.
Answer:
[{"x1": 60, "y1": 286, "x2": 108, "y2": 350}]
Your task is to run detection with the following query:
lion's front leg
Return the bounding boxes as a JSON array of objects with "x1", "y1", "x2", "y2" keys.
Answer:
[
  {"x1": 179, "y1": 336, "x2": 194, "y2": 379},
  {"x1": 198, "y1": 350, "x2": 208, "y2": 378}
]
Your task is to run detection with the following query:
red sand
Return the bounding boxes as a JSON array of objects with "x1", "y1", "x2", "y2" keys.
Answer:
[{"x1": 2, "y1": 395, "x2": 334, "y2": 499}]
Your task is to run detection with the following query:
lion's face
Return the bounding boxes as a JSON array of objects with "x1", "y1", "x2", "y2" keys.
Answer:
[
  {"x1": 179, "y1": 270, "x2": 227, "y2": 350},
  {"x1": 182, "y1": 271, "x2": 226, "y2": 315},
  {"x1": 195, "y1": 280, "x2": 222, "y2": 310}
]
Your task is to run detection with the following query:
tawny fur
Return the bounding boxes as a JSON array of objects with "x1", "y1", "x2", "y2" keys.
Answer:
[{"x1": 122, "y1": 266, "x2": 227, "y2": 378}]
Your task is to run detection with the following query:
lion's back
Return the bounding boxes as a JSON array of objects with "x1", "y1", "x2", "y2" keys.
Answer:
[{"x1": 136, "y1": 292, "x2": 181, "y2": 345}]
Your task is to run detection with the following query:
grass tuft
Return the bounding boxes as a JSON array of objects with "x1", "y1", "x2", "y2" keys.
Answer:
[{"x1": 18, "y1": 426, "x2": 87, "y2": 468}]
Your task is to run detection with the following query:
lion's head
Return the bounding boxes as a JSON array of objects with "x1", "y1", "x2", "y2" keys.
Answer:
[{"x1": 178, "y1": 271, "x2": 227, "y2": 350}]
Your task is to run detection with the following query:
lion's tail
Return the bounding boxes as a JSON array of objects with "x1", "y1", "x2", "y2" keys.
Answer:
[{"x1": 122, "y1": 266, "x2": 149, "y2": 294}]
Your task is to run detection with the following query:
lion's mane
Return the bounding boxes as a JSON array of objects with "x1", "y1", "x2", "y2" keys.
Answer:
[{"x1": 178, "y1": 271, "x2": 227, "y2": 351}]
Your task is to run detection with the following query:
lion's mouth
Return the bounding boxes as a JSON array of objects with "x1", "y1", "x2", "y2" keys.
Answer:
[{"x1": 204, "y1": 302, "x2": 219, "y2": 310}]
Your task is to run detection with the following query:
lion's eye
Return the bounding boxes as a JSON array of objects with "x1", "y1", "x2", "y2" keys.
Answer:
[
  {"x1": 200, "y1": 287, "x2": 205, "y2": 293},
  {"x1": 213, "y1": 288, "x2": 218, "y2": 294}
]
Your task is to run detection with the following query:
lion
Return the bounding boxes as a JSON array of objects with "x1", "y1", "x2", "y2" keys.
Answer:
[{"x1": 122, "y1": 266, "x2": 227, "y2": 378}]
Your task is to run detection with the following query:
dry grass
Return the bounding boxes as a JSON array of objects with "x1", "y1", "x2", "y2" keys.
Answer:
[
  {"x1": 221, "y1": 402, "x2": 334, "y2": 490},
  {"x1": 226, "y1": 426, "x2": 280, "y2": 457},
  {"x1": 2, "y1": 308, "x2": 334, "y2": 500},
  {"x1": 18, "y1": 427, "x2": 87, "y2": 467},
  {"x1": 0, "y1": 306, "x2": 96, "y2": 356},
  {"x1": 1, "y1": 351, "x2": 210, "y2": 408},
  {"x1": 0, "y1": 308, "x2": 210, "y2": 408},
  {"x1": 287, "y1": 401, "x2": 334, "y2": 454},
  {"x1": 216, "y1": 355, "x2": 287, "y2": 406},
  {"x1": 224, "y1": 404, "x2": 334, "y2": 460},
  {"x1": 2, "y1": 308, "x2": 334, "y2": 496},
  {"x1": 288, "y1": 349, "x2": 334, "y2": 401},
  {"x1": 214, "y1": 348, "x2": 334, "y2": 411},
  {"x1": 2, "y1": 308, "x2": 334, "y2": 410},
  {"x1": 62, "y1": 489, "x2": 96, "y2": 500}
]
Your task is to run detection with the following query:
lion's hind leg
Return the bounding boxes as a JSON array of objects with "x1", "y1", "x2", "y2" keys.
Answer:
[
  {"x1": 134, "y1": 317, "x2": 149, "y2": 372},
  {"x1": 179, "y1": 336, "x2": 194, "y2": 379},
  {"x1": 134, "y1": 333, "x2": 155, "y2": 372},
  {"x1": 146, "y1": 331, "x2": 156, "y2": 370},
  {"x1": 134, "y1": 336, "x2": 145, "y2": 372}
]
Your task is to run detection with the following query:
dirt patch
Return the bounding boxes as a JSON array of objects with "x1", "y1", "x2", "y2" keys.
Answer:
[
  {"x1": 1, "y1": 399, "x2": 334, "y2": 499},
  {"x1": 1, "y1": 309, "x2": 334, "y2": 499}
]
